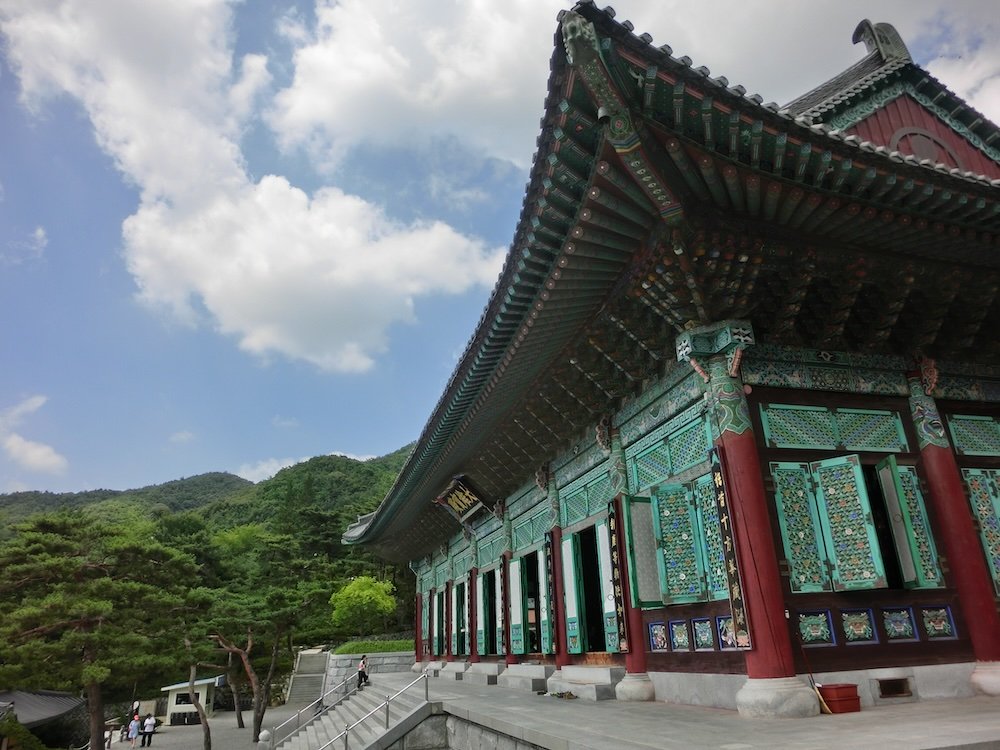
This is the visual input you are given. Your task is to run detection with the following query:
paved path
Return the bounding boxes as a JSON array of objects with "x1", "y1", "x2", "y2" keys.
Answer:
[
  {"x1": 132, "y1": 672, "x2": 1000, "y2": 749},
  {"x1": 110, "y1": 704, "x2": 303, "y2": 750}
]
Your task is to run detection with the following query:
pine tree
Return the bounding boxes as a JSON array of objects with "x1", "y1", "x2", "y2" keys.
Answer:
[{"x1": 0, "y1": 512, "x2": 198, "y2": 750}]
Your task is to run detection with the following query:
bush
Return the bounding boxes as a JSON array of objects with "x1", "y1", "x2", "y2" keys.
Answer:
[
  {"x1": 333, "y1": 639, "x2": 413, "y2": 655},
  {"x1": 0, "y1": 717, "x2": 48, "y2": 750}
]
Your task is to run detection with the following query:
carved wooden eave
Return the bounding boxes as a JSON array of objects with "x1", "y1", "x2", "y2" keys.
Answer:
[{"x1": 345, "y1": 2, "x2": 1000, "y2": 563}]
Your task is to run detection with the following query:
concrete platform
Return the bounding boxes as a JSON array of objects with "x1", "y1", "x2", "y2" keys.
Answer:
[{"x1": 371, "y1": 669, "x2": 1000, "y2": 749}]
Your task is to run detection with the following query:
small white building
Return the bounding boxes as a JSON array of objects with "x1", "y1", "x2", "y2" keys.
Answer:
[{"x1": 159, "y1": 676, "x2": 224, "y2": 725}]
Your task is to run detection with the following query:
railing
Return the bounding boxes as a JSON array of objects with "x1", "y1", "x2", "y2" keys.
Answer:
[
  {"x1": 269, "y1": 672, "x2": 358, "y2": 750},
  {"x1": 317, "y1": 671, "x2": 429, "y2": 750}
]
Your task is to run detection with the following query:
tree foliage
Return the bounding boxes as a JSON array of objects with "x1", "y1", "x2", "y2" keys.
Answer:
[
  {"x1": 0, "y1": 443, "x2": 417, "y2": 743},
  {"x1": 331, "y1": 576, "x2": 397, "y2": 637},
  {"x1": 0, "y1": 512, "x2": 199, "y2": 750}
]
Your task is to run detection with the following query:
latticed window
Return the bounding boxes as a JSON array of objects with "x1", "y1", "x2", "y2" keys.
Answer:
[
  {"x1": 628, "y1": 417, "x2": 711, "y2": 492},
  {"x1": 948, "y1": 414, "x2": 1000, "y2": 456},
  {"x1": 760, "y1": 403, "x2": 908, "y2": 452},
  {"x1": 959, "y1": 469, "x2": 1000, "y2": 594},
  {"x1": 648, "y1": 474, "x2": 729, "y2": 605},
  {"x1": 770, "y1": 454, "x2": 942, "y2": 593}
]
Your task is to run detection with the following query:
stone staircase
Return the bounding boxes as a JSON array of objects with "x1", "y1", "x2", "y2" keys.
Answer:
[
  {"x1": 275, "y1": 679, "x2": 428, "y2": 750},
  {"x1": 286, "y1": 652, "x2": 330, "y2": 705}
]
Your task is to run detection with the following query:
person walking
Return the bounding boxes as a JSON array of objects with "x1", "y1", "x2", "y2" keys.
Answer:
[
  {"x1": 140, "y1": 713, "x2": 155, "y2": 746},
  {"x1": 127, "y1": 714, "x2": 140, "y2": 749},
  {"x1": 357, "y1": 655, "x2": 369, "y2": 691}
]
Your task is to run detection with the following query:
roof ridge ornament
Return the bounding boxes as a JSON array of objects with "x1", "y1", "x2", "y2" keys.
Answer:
[{"x1": 852, "y1": 19, "x2": 912, "y2": 64}]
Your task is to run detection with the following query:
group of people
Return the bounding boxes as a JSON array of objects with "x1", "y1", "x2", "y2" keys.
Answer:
[{"x1": 123, "y1": 713, "x2": 156, "y2": 747}]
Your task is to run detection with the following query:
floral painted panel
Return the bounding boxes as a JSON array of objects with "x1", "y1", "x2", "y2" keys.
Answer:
[
  {"x1": 841, "y1": 609, "x2": 877, "y2": 644},
  {"x1": 882, "y1": 608, "x2": 917, "y2": 641},
  {"x1": 693, "y1": 618, "x2": 715, "y2": 650},
  {"x1": 669, "y1": 620, "x2": 690, "y2": 651},
  {"x1": 798, "y1": 611, "x2": 835, "y2": 646},
  {"x1": 921, "y1": 607, "x2": 956, "y2": 639}
]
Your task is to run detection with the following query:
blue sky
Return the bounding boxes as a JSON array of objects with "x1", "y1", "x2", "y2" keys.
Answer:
[{"x1": 1, "y1": 0, "x2": 998, "y2": 493}]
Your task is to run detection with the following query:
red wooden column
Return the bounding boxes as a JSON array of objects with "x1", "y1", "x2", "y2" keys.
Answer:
[
  {"x1": 606, "y1": 428, "x2": 655, "y2": 700},
  {"x1": 549, "y1": 524, "x2": 571, "y2": 668},
  {"x1": 907, "y1": 372, "x2": 1000, "y2": 692},
  {"x1": 676, "y1": 322, "x2": 817, "y2": 717},
  {"x1": 501, "y1": 551, "x2": 518, "y2": 665},
  {"x1": 468, "y1": 566, "x2": 480, "y2": 663},
  {"x1": 541, "y1": 469, "x2": 571, "y2": 669},
  {"x1": 414, "y1": 592, "x2": 424, "y2": 663}
]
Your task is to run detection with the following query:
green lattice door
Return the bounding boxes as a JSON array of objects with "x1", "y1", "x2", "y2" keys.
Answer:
[
  {"x1": 812, "y1": 455, "x2": 887, "y2": 590},
  {"x1": 620, "y1": 496, "x2": 662, "y2": 608},
  {"x1": 650, "y1": 483, "x2": 708, "y2": 603},
  {"x1": 596, "y1": 518, "x2": 620, "y2": 653},
  {"x1": 771, "y1": 455, "x2": 888, "y2": 592},
  {"x1": 420, "y1": 591, "x2": 429, "y2": 652},
  {"x1": 876, "y1": 456, "x2": 943, "y2": 589},
  {"x1": 770, "y1": 462, "x2": 832, "y2": 592},
  {"x1": 494, "y1": 567, "x2": 505, "y2": 655},
  {"x1": 960, "y1": 468, "x2": 1000, "y2": 594},
  {"x1": 537, "y1": 546, "x2": 553, "y2": 654},
  {"x1": 562, "y1": 533, "x2": 585, "y2": 653},
  {"x1": 450, "y1": 583, "x2": 458, "y2": 655},
  {"x1": 509, "y1": 557, "x2": 526, "y2": 654},
  {"x1": 693, "y1": 474, "x2": 729, "y2": 600},
  {"x1": 475, "y1": 571, "x2": 486, "y2": 655}
]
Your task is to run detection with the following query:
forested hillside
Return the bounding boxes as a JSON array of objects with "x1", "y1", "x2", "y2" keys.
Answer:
[{"x1": 0, "y1": 444, "x2": 416, "y2": 747}]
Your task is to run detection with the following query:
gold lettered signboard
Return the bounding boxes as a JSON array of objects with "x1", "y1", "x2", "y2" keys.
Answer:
[
  {"x1": 711, "y1": 448, "x2": 752, "y2": 650},
  {"x1": 607, "y1": 502, "x2": 629, "y2": 653},
  {"x1": 434, "y1": 475, "x2": 489, "y2": 522}
]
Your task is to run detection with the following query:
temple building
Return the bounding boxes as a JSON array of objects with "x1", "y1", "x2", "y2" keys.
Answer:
[{"x1": 345, "y1": 2, "x2": 1000, "y2": 718}]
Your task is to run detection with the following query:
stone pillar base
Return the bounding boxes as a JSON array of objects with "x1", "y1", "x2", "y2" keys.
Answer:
[
  {"x1": 971, "y1": 662, "x2": 1000, "y2": 695},
  {"x1": 615, "y1": 673, "x2": 655, "y2": 702},
  {"x1": 735, "y1": 676, "x2": 819, "y2": 718}
]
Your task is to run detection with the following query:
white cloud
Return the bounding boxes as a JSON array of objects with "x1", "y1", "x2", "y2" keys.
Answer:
[
  {"x1": 268, "y1": 0, "x2": 1000, "y2": 169},
  {"x1": 3, "y1": 433, "x2": 68, "y2": 474},
  {"x1": 268, "y1": 0, "x2": 564, "y2": 169},
  {"x1": 2, "y1": 224, "x2": 47, "y2": 265},
  {"x1": 1, "y1": 0, "x2": 505, "y2": 374},
  {"x1": 0, "y1": 396, "x2": 68, "y2": 475},
  {"x1": 169, "y1": 430, "x2": 195, "y2": 444},
  {"x1": 330, "y1": 450, "x2": 375, "y2": 461},
  {"x1": 272, "y1": 415, "x2": 299, "y2": 429},
  {"x1": 234, "y1": 456, "x2": 302, "y2": 483},
  {"x1": 2, "y1": 0, "x2": 998, "y2": 380}
]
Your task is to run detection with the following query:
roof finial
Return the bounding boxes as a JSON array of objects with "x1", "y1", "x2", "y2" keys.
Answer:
[{"x1": 852, "y1": 20, "x2": 912, "y2": 63}]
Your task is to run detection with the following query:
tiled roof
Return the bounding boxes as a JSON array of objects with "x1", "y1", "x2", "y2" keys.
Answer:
[{"x1": 784, "y1": 53, "x2": 907, "y2": 117}]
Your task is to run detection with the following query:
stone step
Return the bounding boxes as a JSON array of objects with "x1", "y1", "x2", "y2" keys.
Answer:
[
  {"x1": 334, "y1": 696, "x2": 380, "y2": 747},
  {"x1": 297, "y1": 653, "x2": 330, "y2": 674},
  {"x1": 440, "y1": 661, "x2": 469, "y2": 680},
  {"x1": 546, "y1": 666, "x2": 626, "y2": 701},
  {"x1": 498, "y1": 663, "x2": 555, "y2": 692},
  {"x1": 287, "y1": 674, "x2": 325, "y2": 705},
  {"x1": 463, "y1": 662, "x2": 506, "y2": 685}
]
